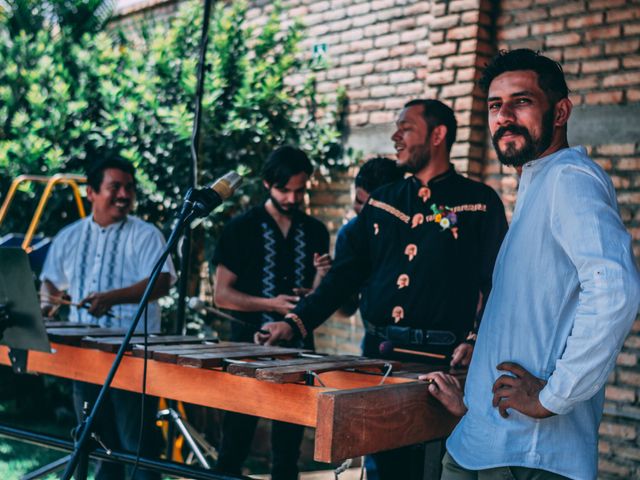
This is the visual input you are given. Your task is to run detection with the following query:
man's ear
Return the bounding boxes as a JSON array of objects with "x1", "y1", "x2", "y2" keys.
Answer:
[
  {"x1": 86, "y1": 185, "x2": 95, "y2": 203},
  {"x1": 430, "y1": 124, "x2": 448, "y2": 148},
  {"x1": 554, "y1": 98, "x2": 572, "y2": 127},
  {"x1": 263, "y1": 180, "x2": 271, "y2": 191}
]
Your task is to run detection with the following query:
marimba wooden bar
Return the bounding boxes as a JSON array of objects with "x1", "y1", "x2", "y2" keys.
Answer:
[{"x1": 0, "y1": 330, "x2": 460, "y2": 463}]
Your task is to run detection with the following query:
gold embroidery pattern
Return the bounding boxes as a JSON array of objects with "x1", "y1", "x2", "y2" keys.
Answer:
[
  {"x1": 421, "y1": 203, "x2": 488, "y2": 223},
  {"x1": 369, "y1": 199, "x2": 410, "y2": 224},
  {"x1": 397, "y1": 274, "x2": 410, "y2": 289}
]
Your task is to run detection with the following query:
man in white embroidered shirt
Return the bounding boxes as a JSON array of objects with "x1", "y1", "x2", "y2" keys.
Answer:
[
  {"x1": 40, "y1": 156, "x2": 176, "y2": 480},
  {"x1": 422, "y1": 49, "x2": 640, "y2": 480}
]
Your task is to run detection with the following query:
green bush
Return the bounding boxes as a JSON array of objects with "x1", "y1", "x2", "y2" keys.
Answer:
[{"x1": 0, "y1": 0, "x2": 351, "y2": 242}]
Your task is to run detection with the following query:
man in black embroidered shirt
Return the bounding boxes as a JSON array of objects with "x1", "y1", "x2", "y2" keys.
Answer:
[
  {"x1": 212, "y1": 145, "x2": 330, "y2": 480},
  {"x1": 257, "y1": 100, "x2": 508, "y2": 479}
]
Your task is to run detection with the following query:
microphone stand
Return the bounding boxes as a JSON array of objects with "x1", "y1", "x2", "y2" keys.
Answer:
[{"x1": 61, "y1": 205, "x2": 198, "y2": 480}]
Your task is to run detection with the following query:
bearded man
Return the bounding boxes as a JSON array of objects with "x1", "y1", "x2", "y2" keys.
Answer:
[
  {"x1": 212, "y1": 145, "x2": 330, "y2": 480},
  {"x1": 424, "y1": 49, "x2": 640, "y2": 480},
  {"x1": 257, "y1": 100, "x2": 508, "y2": 480}
]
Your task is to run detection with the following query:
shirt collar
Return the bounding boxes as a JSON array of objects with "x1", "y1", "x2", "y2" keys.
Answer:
[
  {"x1": 409, "y1": 164, "x2": 456, "y2": 188},
  {"x1": 89, "y1": 214, "x2": 127, "y2": 231},
  {"x1": 521, "y1": 146, "x2": 585, "y2": 172}
]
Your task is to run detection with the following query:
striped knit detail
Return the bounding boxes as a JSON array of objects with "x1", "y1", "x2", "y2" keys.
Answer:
[
  {"x1": 261, "y1": 222, "x2": 277, "y2": 324},
  {"x1": 293, "y1": 225, "x2": 306, "y2": 288}
]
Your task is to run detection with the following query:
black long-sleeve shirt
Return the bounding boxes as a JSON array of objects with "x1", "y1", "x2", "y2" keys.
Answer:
[{"x1": 293, "y1": 167, "x2": 508, "y2": 353}]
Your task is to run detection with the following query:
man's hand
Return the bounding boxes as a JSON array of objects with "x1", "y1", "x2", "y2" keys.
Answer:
[
  {"x1": 254, "y1": 321, "x2": 293, "y2": 346},
  {"x1": 267, "y1": 294, "x2": 299, "y2": 316},
  {"x1": 79, "y1": 291, "x2": 115, "y2": 318},
  {"x1": 418, "y1": 371, "x2": 467, "y2": 417},
  {"x1": 313, "y1": 253, "x2": 332, "y2": 277},
  {"x1": 450, "y1": 343, "x2": 473, "y2": 368},
  {"x1": 492, "y1": 362, "x2": 554, "y2": 419}
]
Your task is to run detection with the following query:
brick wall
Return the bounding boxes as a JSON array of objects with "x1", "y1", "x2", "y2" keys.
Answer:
[{"x1": 114, "y1": 1, "x2": 640, "y2": 477}]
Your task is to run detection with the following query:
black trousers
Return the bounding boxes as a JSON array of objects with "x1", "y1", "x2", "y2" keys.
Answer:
[
  {"x1": 216, "y1": 412, "x2": 304, "y2": 480},
  {"x1": 72, "y1": 381, "x2": 161, "y2": 480}
]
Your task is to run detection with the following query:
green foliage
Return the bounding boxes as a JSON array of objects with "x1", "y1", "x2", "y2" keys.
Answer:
[{"x1": 0, "y1": 0, "x2": 351, "y2": 241}]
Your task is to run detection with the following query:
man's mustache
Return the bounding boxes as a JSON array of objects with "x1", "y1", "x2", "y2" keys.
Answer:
[{"x1": 493, "y1": 125, "x2": 531, "y2": 143}]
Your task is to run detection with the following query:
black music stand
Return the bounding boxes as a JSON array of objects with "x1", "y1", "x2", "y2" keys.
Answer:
[{"x1": 0, "y1": 248, "x2": 51, "y2": 373}]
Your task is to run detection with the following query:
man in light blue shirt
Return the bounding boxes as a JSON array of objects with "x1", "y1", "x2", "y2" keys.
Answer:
[{"x1": 423, "y1": 49, "x2": 640, "y2": 480}]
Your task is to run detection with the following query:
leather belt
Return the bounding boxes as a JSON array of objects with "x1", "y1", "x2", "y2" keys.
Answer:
[{"x1": 365, "y1": 323, "x2": 457, "y2": 346}]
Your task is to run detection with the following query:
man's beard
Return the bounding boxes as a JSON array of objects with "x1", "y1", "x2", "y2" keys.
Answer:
[
  {"x1": 402, "y1": 143, "x2": 430, "y2": 174},
  {"x1": 270, "y1": 194, "x2": 298, "y2": 216},
  {"x1": 492, "y1": 109, "x2": 554, "y2": 167}
]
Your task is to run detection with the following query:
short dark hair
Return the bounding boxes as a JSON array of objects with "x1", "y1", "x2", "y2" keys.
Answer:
[
  {"x1": 404, "y1": 99, "x2": 457, "y2": 151},
  {"x1": 86, "y1": 156, "x2": 136, "y2": 191},
  {"x1": 479, "y1": 49, "x2": 569, "y2": 104},
  {"x1": 355, "y1": 157, "x2": 404, "y2": 193},
  {"x1": 262, "y1": 145, "x2": 313, "y2": 187}
]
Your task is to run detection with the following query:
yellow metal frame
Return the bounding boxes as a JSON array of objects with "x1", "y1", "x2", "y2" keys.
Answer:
[{"x1": 0, "y1": 174, "x2": 87, "y2": 252}]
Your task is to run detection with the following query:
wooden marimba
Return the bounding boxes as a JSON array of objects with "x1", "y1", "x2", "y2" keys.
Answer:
[{"x1": 0, "y1": 325, "x2": 460, "y2": 463}]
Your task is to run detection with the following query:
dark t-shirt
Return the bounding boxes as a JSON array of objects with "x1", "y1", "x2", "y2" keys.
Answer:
[
  {"x1": 295, "y1": 167, "x2": 508, "y2": 355},
  {"x1": 212, "y1": 205, "x2": 330, "y2": 339}
]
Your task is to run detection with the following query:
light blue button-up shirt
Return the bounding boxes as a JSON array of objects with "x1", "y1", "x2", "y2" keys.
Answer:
[{"x1": 447, "y1": 146, "x2": 640, "y2": 480}]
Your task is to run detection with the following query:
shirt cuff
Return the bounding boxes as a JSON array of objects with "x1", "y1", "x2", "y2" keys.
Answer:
[{"x1": 538, "y1": 386, "x2": 574, "y2": 415}]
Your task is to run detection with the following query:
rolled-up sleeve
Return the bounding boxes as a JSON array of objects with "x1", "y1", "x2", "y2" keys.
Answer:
[{"x1": 540, "y1": 165, "x2": 640, "y2": 414}]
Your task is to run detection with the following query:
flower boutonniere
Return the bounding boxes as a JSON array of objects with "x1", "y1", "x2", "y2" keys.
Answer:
[{"x1": 430, "y1": 204, "x2": 459, "y2": 239}]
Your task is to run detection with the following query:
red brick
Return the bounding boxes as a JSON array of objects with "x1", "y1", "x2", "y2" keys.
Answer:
[
  {"x1": 598, "y1": 440, "x2": 611, "y2": 454},
  {"x1": 402, "y1": 55, "x2": 428, "y2": 69},
  {"x1": 427, "y1": 70, "x2": 455, "y2": 85},
  {"x1": 348, "y1": 39, "x2": 374, "y2": 52},
  {"x1": 590, "y1": 0, "x2": 626, "y2": 8},
  {"x1": 369, "y1": 111, "x2": 395, "y2": 124},
  {"x1": 617, "y1": 351, "x2": 638, "y2": 366},
  {"x1": 459, "y1": 39, "x2": 477, "y2": 54},
  {"x1": 599, "y1": 421, "x2": 637, "y2": 439},
  {"x1": 623, "y1": 56, "x2": 640, "y2": 69},
  {"x1": 327, "y1": 67, "x2": 348, "y2": 80},
  {"x1": 349, "y1": 63, "x2": 374, "y2": 76},
  {"x1": 585, "y1": 25, "x2": 621, "y2": 42},
  {"x1": 390, "y1": 44, "x2": 416, "y2": 57},
  {"x1": 619, "y1": 369, "x2": 640, "y2": 387},
  {"x1": 403, "y1": 2, "x2": 431, "y2": 15},
  {"x1": 348, "y1": 112, "x2": 368, "y2": 126},
  {"x1": 341, "y1": 28, "x2": 364, "y2": 42},
  {"x1": 497, "y1": 25, "x2": 529, "y2": 41},
  {"x1": 390, "y1": 17, "x2": 417, "y2": 31},
  {"x1": 567, "y1": 76, "x2": 599, "y2": 91},
  {"x1": 561, "y1": 62, "x2": 580, "y2": 75},
  {"x1": 375, "y1": 6, "x2": 403, "y2": 22},
  {"x1": 618, "y1": 158, "x2": 640, "y2": 170},
  {"x1": 402, "y1": 81, "x2": 429, "y2": 95},
  {"x1": 384, "y1": 97, "x2": 407, "y2": 110},
  {"x1": 603, "y1": 73, "x2": 640, "y2": 88},
  {"x1": 447, "y1": 24, "x2": 478, "y2": 40},
  {"x1": 607, "y1": 7, "x2": 640, "y2": 23},
  {"x1": 449, "y1": 0, "x2": 481, "y2": 12},
  {"x1": 501, "y1": 0, "x2": 532, "y2": 9},
  {"x1": 339, "y1": 52, "x2": 364, "y2": 66},
  {"x1": 581, "y1": 58, "x2": 619, "y2": 74},
  {"x1": 456, "y1": 67, "x2": 477, "y2": 82},
  {"x1": 427, "y1": 58, "x2": 443, "y2": 72},
  {"x1": 309, "y1": 1, "x2": 331, "y2": 13},
  {"x1": 373, "y1": 59, "x2": 400, "y2": 72},
  {"x1": 625, "y1": 22, "x2": 640, "y2": 36},
  {"x1": 429, "y1": 42, "x2": 458, "y2": 58},
  {"x1": 352, "y1": 12, "x2": 377, "y2": 27},
  {"x1": 550, "y1": 2, "x2": 586, "y2": 16},
  {"x1": 429, "y1": 30, "x2": 445, "y2": 44},
  {"x1": 338, "y1": 77, "x2": 362, "y2": 89},
  {"x1": 567, "y1": 12, "x2": 604, "y2": 29},
  {"x1": 328, "y1": 18, "x2": 353, "y2": 32},
  {"x1": 364, "y1": 23, "x2": 389, "y2": 37},
  {"x1": 346, "y1": 3, "x2": 370, "y2": 16},
  {"x1": 598, "y1": 144, "x2": 636, "y2": 156},
  {"x1": 323, "y1": 8, "x2": 347, "y2": 23},
  {"x1": 431, "y1": 14, "x2": 461, "y2": 31},
  {"x1": 363, "y1": 73, "x2": 388, "y2": 86},
  {"x1": 545, "y1": 32, "x2": 581, "y2": 47},
  {"x1": 371, "y1": 0, "x2": 396, "y2": 10},
  {"x1": 390, "y1": 71, "x2": 415, "y2": 83},
  {"x1": 441, "y1": 82, "x2": 475, "y2": 98},
  {"x1": 400, "y1": 27, "x2": 429, "y2": 43},
  {"x1": 598, "y1": 459, "x2": 631, "y2": 478},
  {"x1": 364, "y1": 49, "x2": 390, "y2": 62},
  {"x1": 605, "y1": 39, "x2": 640, "y2": 55},
  {"x1": 531, "y1": 20, "x2": 565, "y2": 35},
  {"x1": 444, "y1": 53, "x2": 476, "y2": 68},
  {"x1": 518, "y1": 8, "x2": 549, "y2": 22},
  {"x1": 563, "y1": 45, "x2": 602, "y2": 61},
  {"x1": 606, "y1": 385, "x2": 636, "y2": 402}
]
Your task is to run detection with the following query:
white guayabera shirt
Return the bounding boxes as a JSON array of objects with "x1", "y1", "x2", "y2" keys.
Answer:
[
  {"x1": 448, "y1": 147, "x2": 640, "y2": 480},
  {"x1": 41, "y1": 215, "x2": 176, "y2": 333}
]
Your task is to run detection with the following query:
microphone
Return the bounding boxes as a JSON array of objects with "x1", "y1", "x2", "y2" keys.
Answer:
[
  {"x1": 187, "y1": 297, "x2": 269, "y2": 335},
  {"x1": 379, "y1": 340, "x2": 447, "y2": 360},
  {"x1": 184, "y1": 171, "x2": 243, "y2": 218}
]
